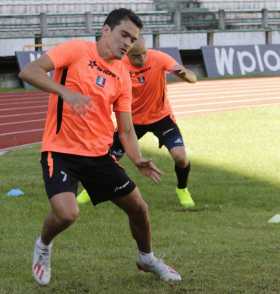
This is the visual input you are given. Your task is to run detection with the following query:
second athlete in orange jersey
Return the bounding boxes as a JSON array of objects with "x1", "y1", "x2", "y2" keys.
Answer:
[
  {"x1": 110, "y1": 37, "x2": 198, "y2": 209},
  {"x1": 122, "y1": 49, "x2": 176, "y2": 124}
]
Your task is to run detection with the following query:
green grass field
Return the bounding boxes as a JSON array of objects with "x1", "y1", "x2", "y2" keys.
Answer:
[{"x1": 0, "y1": 106, "x2": 280, "y2": 293}]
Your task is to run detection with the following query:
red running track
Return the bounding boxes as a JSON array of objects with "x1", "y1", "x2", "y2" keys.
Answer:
[{"x1": 1, "y1": 77, "x2": 280, "y2": 150}]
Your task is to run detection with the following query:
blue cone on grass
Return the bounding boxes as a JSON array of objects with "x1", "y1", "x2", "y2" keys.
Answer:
[{"x1": 6, "y1": 188, "x2": 24, "y2": 197}]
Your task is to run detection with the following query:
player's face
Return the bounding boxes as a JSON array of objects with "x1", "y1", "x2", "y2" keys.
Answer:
[
  {"x1": 104, "y1": 20, "x2": 140, "y2": 60},
  {"x1": 127, "y1": 45, "x2": 147, "y2": 67}
]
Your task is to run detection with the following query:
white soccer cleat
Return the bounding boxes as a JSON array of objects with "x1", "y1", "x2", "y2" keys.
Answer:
[
  {"x1": 32, "y1": 238, "x2": 52, "y2": 286},
  {"x1": 136, "y1": 257, "x2": 182, "y2": 282}
]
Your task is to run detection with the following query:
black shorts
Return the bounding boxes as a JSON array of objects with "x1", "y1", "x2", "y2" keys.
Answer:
[
  {"x1": 111, "y1": 115, "x2": 185, "y2": 158},
  {"x1": 40, "y1": 151, "x2": 136, "y2": 205}
]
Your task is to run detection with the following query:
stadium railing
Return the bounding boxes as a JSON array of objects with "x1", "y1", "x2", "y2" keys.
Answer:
[
  {"x1": 0, "y1": 8, "x2": 279, "y2": 38},
  {"x1": 0, "y1": 10, "x2": 175, "y2": 38},
  {"x1": 0, "y1": 1, "x2": 156, "y2": 14},
  {"x1": 199, "y1": 0, "x2": 280, "y2": 11},
  {"x1": 174, "y1": 8, "x2": 280, "y2": 30}
]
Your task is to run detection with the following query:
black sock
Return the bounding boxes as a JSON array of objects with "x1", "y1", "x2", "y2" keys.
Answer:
[{"x1": 175, "y1": 163, "x2": 191, "y2": 189}]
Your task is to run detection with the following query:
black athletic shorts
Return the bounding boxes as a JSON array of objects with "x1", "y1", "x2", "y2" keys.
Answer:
[
  {"x1": 40, "y1": 151, "x2": 136, "y2": 205},
  {"x1": 111, "y1": 115, "x2": 185, "y2": 158}
]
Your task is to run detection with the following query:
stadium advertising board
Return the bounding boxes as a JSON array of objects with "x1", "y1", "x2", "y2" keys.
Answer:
[
  {"x1": 202, "y1": 45, "x2": 280, "y2": 77},
  {"x1": 15, "y1": 51, "x2": 46, "y2": 89},
  {"x1": 157, "y1": 47, "x2": 182, "y2": 65}
]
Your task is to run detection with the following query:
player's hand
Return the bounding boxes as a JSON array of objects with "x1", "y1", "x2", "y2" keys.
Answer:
[
  {"x1": 135, "y1": 159, "x2": 162, "y2": 183},
  {"x1": 61, "y1": 88, "x2": 92, "y2": 115},
  {"x1": 171, "y1": 64, "x2": 197, "y2": 83}
]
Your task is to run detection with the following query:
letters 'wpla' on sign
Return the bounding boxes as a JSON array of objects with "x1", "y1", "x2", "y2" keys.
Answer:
[{"x1": 202, "y1": 45, "x2": 280, "y2": 77}]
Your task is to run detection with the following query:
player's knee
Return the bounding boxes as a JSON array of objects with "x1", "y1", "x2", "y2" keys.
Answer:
[
  {"x1": 132, "y1": 199, "x2": 149, "y2": 219},
  {"x1": 59, "y1": 208, "x2": 80, "y2": 224},
  {"x1": 140, "y1": 200, "x2": 149, "y2": 215},
  {"x1": 174, "y1": 156, "x2": 189, "y2": 168},
  {"x1": 139, "y1": 201, "x2": 149, "y2": 220}
]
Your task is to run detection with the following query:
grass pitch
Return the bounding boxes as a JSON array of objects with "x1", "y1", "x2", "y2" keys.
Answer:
[{"x1": 0, "y1": 106, "x2": 280, "y2": 293}]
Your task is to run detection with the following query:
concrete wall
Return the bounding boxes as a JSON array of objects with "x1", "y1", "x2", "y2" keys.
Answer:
[
  {"x1": 272, "y1": 31, "x2": 280, "y2": 43},
  {"x1": 213, "y1": 31, "x2": 266, "y2": 46},
  {"x1": 0, "y1": 38, "x2": 35, "y2": 56},
  {"x1": 159, "y1": 33, "x2": 207, "y2": 49},
  {"x1": 0, "y1": 36, "x2": 96, "y2": 56}
]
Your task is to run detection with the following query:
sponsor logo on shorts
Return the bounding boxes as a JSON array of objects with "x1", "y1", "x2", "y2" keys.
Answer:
[
  {"x1": 114, "y1": 180, "x2": 130, "y2": 192},
  {"x1": 60, "y1": 170, "x2": 67, "y2": 182},
  {"x1": 162, "y1": 128, "x2": 174, "y2": 136},
  {"x1": 174, "y1": 138, "x2": 183, "y2": 144}
]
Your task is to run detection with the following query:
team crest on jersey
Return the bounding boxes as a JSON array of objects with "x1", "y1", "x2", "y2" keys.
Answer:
[
  {"x1": 137, "y1": 76, "x2": 145, "y2": 84},
  {"x1": 96, "y1": 76, "x2": 106, "y2": 87}
]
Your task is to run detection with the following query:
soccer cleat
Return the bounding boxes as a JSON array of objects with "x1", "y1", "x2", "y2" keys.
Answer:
[
  {"x1": 76, "y1": 189, "x2": 91, "y2": 205},
  {"x1": 32, "y1": 238, "x2": 52, "y2": 286},
  {"x1": 176, "y1": 187, "x2": 195, "y2": 208},
  {"x1": 136, "y1": 257, "x2": 182, "y2": 282}
]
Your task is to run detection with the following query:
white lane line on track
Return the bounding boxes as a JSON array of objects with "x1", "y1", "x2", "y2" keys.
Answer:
[
  {"x1": 168, "y1": 85, "x2": 280, "y2": 92},
  {"x1": 0, "y1": 93, "x2": 47, "y2": 97},
  {"x1": 0, "y1": 99, "x2": 48, "y2": 106},
  {"x1": 169, "y1": 80, "x2": 280, "y2": 87},
  {"x1": 168, "y1": 82, "x2": 280, "y2": 89},
  {"x1": 1, "y1": 88, "x2": 278, "y2": 106},
  {"x1": 168, "y1": 89, "x2": 280, "y2": 97},
  {"x1": 0, "y1": 141, "x2": 41, "y2": 151},
  {"x1": 172, "y1": 98, "x2": 280, "y2": 108},
  {"x1": 0, "y1": 128, "x2": 43, "y2": 136},
  {"x1": 168, "y1": 86, "x2": 280, "y2": 96},
  {"x1": 173, "y1": 102, "x2": 280, "y2": 115},
  {"x1": 168, "y1": 78, "x2": 280, "y2": 88},
  {"x1": 0, "y1": 119, "x2": 45, "y2": 126},
  {"x1": 0, "y1": 111, "x2": 46, "y2": 118},
  {"x1": 0, "y1": 105, "x2": 47, "y2": 111},
  {"x1": 169, "y1": 93, "x2": 280, "y2": 102},
  {"x1": 0, "y1": 92, "x2": 46, "y2": 97},
  {"x1": 0, "y1": 95, "x2": 46, "y2": 99}
]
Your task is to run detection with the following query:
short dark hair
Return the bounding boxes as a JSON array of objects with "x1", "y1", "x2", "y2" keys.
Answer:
[{"x1": 104, "y1": 8, "x2": 143, "y2": 30}]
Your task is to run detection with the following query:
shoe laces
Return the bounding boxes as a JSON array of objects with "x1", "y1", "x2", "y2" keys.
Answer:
[
  {"x1": 152, "y1": 258, "x2": 176, "y2": 273},
  {"x1": 38, "y1": 246, "x2": 50, "y2": 267}
]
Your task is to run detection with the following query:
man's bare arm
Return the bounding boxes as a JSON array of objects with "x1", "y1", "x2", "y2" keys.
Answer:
[
  {"x1": 19, "y1": 54, "x2": 91, "y2": 114},
  {"x1": 170, "y1": 64, "x2": 197, "y2": 83},
  {"x1": 115, "y1": 111, "x2": 161, "y2": 183}
]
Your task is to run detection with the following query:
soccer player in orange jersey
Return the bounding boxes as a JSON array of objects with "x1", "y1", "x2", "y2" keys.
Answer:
[
  {"x1": 19, "y1": 9, "x2": 181, "y2": 286},
  {"x1": 78, "y1": 36, "x2": 197, "y2": 208}
]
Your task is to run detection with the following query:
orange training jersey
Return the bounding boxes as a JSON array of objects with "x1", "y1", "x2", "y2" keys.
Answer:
[
  {"x1": 42, "y1": 39, "x2": 132, "y2": 156},
  {"x1": 123, "y1": 49, "x2": 177, "y2": 125}
]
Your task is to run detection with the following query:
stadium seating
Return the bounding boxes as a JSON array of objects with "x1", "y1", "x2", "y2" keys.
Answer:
[
  {"x1": 0, "y1": 0, "x2": 156, "y2": 14},
  {"x1": 199, "y1": 0, "x2": 280, "y2": 11},
  {"x1": 0, "y1": 0, "x2": 176, "y2": 37},
  {"x1": 154, "y1": 0, "x2": 280, "y2": 31},
  {"x1": 0, "y1": 0, "x2": 280, "y2": 37}
]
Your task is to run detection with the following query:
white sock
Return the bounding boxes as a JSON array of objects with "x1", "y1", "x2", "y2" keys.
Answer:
[
  {"x1": 37, "y1": 236, "x2": 50, "y2": 248},
  {"x1": 139, "y1": 251, "x2": 155, "y2": 264}
]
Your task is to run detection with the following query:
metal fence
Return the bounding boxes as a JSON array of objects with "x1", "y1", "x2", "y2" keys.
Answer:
[
  {"x1": 0, "y1": 1, "x2": 155, "y2": 14},
  {"x1": 200, "y1": 0, "x2": 280, "y2": 11},
  {"x1": 1, "y1": 8, "x2": 280, "y2": 38},
  {"x1": 178, "y1": 8, "x2": 280, "y2": 30},
  {"x1": 0, "y1": 11, "x2": 175, "y2": 38}
]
